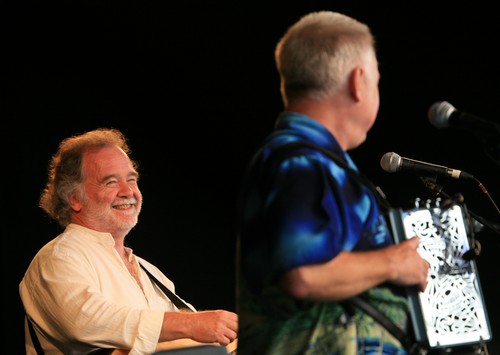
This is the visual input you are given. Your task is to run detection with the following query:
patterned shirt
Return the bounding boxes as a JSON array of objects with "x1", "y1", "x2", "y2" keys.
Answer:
[{"x1": 237, "y1": 112, "x2": 409, "y2": 354}]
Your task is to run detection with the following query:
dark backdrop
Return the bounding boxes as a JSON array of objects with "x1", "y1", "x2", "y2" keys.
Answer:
[{"x1": 6, "y1": 1, "x2": 500, "y2": 353}]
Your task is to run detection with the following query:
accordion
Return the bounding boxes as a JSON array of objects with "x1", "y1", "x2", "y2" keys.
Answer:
[{"x1": 388, "y1": 198, "x2": 492, "y2": 350}]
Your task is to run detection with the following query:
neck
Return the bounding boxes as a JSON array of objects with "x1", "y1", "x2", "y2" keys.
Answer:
[
  {"x1": 113, "y1": 235, "x2": 128, "y2": 257},
  {"x1": 286, "y1": 99, "x2": 350, "y2": 151}
]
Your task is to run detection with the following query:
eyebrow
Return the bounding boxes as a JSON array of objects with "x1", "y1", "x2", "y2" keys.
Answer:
[{"x1": 98, "y1": 171, "x2": 139, "y2": 184}]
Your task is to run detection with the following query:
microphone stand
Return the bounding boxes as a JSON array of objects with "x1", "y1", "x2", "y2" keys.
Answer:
[
  {"x1": 478, "y1": 134, "x2": 500, "y2": 167},
  {"x1": 475, "y1": 123, "x2": 500, "y2": 166},
  {"x1": 420, "y1": 176, "x2": 500, "y2": 237}
]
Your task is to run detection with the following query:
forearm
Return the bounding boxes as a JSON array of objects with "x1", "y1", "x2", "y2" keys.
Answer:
[
  {"x1": 159, "y1": 310, "x2": 238, "y2": 345},
  {"x1": 280, "y1": 250, "x2": 394, "y2": 301},
  {"x1": 158, "y1": 310, "x2": 194, "y2": 342},
  {"x1": 280, "y1": 237, "x2": 429, "y2": 301}
]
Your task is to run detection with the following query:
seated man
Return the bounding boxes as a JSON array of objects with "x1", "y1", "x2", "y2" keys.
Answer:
[{"x1": 20, "y1": 128, "x2": 238, "y2": 354}]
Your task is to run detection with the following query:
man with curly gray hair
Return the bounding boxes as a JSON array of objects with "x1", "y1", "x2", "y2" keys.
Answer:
[{"x1": 20, "y1": 128, "x2": 238, "y2": 355}]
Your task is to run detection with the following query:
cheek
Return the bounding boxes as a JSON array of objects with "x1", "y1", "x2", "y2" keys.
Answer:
[
  {"x1": 372, "y1": 82, "x2": 380, "y2": 105},
  {"x1": 370, "y1": 87, "x2": 380, "y2": 125},
  {"x1": 94, "y1": 188, "x2": 118, "y2": 203},
  {"x1": 133, "y1": 187, "x2": 143, "y2": 201}
]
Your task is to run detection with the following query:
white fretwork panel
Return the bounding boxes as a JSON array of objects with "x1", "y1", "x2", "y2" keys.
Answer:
[{"x1": 400, "y1": 203, "x2": 491, "y2": 348}]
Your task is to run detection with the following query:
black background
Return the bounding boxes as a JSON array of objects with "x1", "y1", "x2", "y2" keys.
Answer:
[{"x1": 6, "y1": 1, "x2": 500, "y2": 353}]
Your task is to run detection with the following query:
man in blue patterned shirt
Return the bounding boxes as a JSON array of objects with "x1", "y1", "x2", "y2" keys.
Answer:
[{"x1": 237, "y1": 11, "x2": 430, "y2": 355}]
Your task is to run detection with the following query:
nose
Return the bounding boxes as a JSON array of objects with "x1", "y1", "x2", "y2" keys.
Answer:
[{"x1": 118, "y1": 181, "x2": 134, "y2": 196}]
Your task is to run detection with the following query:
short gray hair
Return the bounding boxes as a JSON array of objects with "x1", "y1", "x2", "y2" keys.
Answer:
[{"x1": 275, "y1": 11, "x2": 375, "y2": 106}]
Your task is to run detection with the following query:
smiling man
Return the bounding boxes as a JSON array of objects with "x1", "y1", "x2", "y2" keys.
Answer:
[{"x1": 20, "y1": 128, "x2": 237, "y2": 355}]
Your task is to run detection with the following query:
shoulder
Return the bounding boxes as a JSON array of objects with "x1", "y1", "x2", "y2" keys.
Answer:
[{"x1": 258, "y1": 140, "x2": 343, "y2": 175}]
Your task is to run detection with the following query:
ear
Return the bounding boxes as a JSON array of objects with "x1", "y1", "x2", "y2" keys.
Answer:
[
  {"x1": 348, "y1": 66, "x2": 365, "y2": 102},
  {"x1": 69, "y1": 192, "x2": 82, "y2": 212}
]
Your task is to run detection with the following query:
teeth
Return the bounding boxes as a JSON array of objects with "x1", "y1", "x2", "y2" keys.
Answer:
[
  {"x1": 114, "y1": 204, "x2": 132, "y2": 209},
  {"x1": 113, "y1": 199, "x2": 137, "y2": 209}
]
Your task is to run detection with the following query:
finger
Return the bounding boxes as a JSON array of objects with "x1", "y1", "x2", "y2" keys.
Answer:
[
  {"x1": 419, "y1": 280, "x2": 426, "y2": 292},
  {"x1": 408, "y1": 236, "x2": 421, "y2": 248}
]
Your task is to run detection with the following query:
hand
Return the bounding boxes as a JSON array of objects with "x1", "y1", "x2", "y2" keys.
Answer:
[
  {"x1": 388, "y1": 236, "x2": 430, "y2": 292},
  {"x1": 184, "y1": 310, "x2": 238, "y2": 346}
]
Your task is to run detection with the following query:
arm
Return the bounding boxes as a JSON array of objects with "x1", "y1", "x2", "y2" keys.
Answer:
[
  {"x1": 137, "y1": 259, "x2": 238, "y2": 345},
  {"x1": 280, "y1": 236, "x2": 429, "y2": 301},
  {"x1": 110, "y1": 310, "x2": 238, "y2": 355},
  {"x1": 158, "y1": 309, "x2": 238, "y2": 345}
]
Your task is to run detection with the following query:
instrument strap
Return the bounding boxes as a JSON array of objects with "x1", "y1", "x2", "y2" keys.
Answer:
[
  {"x1": 27, "y1": 316, "x2": 114, "y2": 354},
  {"x1": 348, "y1": 296, "x2": 427, "y2": 355},
  {"x1": 27, "y1": 316, "x2": 45, "y2": 355},
  {"x1": 139, "y1": 262, "x2": 193, "y2": 311},
  {"x1": 248, "y1": 140, "x2": 392, "y2": 211}
]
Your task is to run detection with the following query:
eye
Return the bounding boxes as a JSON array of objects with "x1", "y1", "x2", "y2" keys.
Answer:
[
  {"x1": 128, "y1": 172, "x2": 140, "y2": 183},
  {"x1": 103, "y1": 179, "x2": 119, "y2": 187}
]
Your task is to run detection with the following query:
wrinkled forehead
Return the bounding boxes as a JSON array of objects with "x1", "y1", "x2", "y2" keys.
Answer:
[{"x1": 82, "y1": 146, "x2": 136, "y2": 177}]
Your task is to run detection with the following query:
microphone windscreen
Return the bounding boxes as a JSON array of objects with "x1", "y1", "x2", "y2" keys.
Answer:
[
  {"x1": 380, "y1": 152, "x2": 401, "y2": 173},
  {"x1": 428, "y1": 101, "x2": 455, "y2": 128}
]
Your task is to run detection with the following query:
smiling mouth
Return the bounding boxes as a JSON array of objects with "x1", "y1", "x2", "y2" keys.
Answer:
[{"x1": 113, "y1": 204, "x2": 134, "y2": 210}]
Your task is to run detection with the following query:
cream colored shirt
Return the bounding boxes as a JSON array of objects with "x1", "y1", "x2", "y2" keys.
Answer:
[{"x1": 20, "y1": 223, "x2": 195, "y2": 355}]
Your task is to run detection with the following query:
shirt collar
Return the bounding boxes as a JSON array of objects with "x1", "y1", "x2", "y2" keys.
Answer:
[{"x1": 66, "y1": 223, "x2": 116, "y2": 248}]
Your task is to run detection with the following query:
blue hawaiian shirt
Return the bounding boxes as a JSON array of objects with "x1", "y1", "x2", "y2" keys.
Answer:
[{"x1": 237, "y1": 112, "x2": 409, "y2": 355}]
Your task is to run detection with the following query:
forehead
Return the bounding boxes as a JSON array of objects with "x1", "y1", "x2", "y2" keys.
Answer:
[{"x1": 82, "y1": 145, "x2": 134, "y2": 175}]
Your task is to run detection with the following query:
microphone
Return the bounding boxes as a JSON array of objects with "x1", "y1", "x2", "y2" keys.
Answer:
[
  {"x1": 428, "y1": 101, "x2": 500, "y2": 132},
  {"x1": 380, "y1": 152, "x2": 474, "y2": 180}
]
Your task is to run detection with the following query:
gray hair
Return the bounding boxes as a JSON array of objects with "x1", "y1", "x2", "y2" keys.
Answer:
[{"x1": 275, "y1": 11, "x2": 376, "y2": 106}]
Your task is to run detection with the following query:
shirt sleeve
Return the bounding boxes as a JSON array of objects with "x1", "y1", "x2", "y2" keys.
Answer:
[{"x1": 263, "y1": 154, "x2": 347, "y2": 274}]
